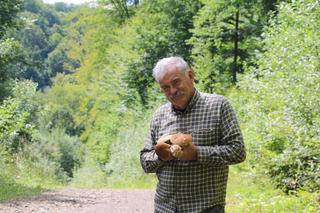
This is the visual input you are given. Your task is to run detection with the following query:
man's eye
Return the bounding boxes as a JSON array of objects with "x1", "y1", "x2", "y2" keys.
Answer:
[
  {"x1": 161, "y1": 86, "x2": 169, "y2": 91},
  {"x1": 172, "y1": 79, "x2": 181, "y2": 86}
]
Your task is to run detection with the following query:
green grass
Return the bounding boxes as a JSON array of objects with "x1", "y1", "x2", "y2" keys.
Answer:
[
  {"x1": 226, "y1": 164, "x2": 319, "y2": 213},
  {"x1": 71, "y1": 157, "x2": 157, "y2": 189},
  {"x1": 0, "y1": 156, "x2": 64, "y2": 202},
  {"x1": 71, "y1": 157, "x2": 109, "y2": 188},
  {"x1": 0, "y1": 174, "x2": 43, "y2": 202}
]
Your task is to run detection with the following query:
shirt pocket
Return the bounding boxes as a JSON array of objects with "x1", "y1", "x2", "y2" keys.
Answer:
[{"x1": 191, "y1": 128, "x2": 219, "y2": 146}]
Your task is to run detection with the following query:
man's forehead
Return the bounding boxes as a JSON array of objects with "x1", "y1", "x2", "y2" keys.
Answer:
[{"x1": 159, "y1": 70, "x2": 184, "y2": 84}]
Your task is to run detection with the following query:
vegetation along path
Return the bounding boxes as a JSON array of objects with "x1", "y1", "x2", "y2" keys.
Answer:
[{"x1": 0, "y1": 188, "x2": 155, "y2": 213}]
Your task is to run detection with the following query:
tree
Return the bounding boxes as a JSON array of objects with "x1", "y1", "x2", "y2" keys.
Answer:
[
  {"x1": 188, "y1": 0, "x2": 279, "y2": 93},
  {"x1": 0, "y1": 80, "x2": 37, "y2": 154},
  {"x1": 0, "y1": 0, "x2": 23, "y2": 38},
  {"x1": 8, "y1": 0, "x2": 76, "y2": 89},
  {"x1": 120, "y1": 0, "x2": 201, "y2": 105},
  {"x1": 97, "y1": 0, "x2": 139, "y2": 23},
  {"x1": 230, "y1": 0, "x2": 320, "y2": 192},
  {"x1": 0, "y1": 0, "x2": 23, "y2": 100},
  {"x1": 39, "y1": 6, "x2": 127, "y2": 165}
]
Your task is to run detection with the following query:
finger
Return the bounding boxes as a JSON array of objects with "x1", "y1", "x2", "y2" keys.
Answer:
[{"x1": 157, "y1": 134, "x2": 172, "y2": 144}]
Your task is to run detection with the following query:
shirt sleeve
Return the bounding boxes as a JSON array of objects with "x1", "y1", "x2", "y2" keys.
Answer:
[
  {"x1": 196, "y1": 98, "x2": 246, "y2": 166},
  {"x1": 140, "y1": 117, "x2": 165, "y2": 173}
]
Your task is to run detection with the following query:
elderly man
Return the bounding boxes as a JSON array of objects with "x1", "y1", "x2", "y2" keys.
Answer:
[{"x1": 140, "y1": 56, "x2": 246, "y2": 213}]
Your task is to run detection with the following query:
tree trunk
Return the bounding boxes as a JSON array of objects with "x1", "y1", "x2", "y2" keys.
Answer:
[{"x1": 232, "y1": 4, "x2": 240, "y2": 84}]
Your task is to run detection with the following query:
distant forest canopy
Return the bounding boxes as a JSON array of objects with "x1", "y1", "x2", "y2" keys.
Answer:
[{"x1": 0, "y1": 0, "x2": 319, "y2": 195}]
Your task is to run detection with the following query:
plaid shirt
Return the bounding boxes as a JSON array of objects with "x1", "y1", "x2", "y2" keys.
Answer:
[{"x1": 140, "y1": 89, "x2": 246, "y2": 213}]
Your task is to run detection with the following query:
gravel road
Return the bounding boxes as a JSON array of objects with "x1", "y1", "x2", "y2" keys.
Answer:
[{"x1": 0, "y1": 188, "x2": 155, "y2": 213}]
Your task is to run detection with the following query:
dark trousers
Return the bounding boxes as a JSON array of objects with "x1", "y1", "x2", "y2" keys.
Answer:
[{"x1": 202, "y1": 204, "x2": 225, "y2": 213}]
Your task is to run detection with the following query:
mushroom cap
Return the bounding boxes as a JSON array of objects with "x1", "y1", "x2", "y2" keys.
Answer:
[{"x1": 170, "y1": 133, "x2": 192, "y2": 147}]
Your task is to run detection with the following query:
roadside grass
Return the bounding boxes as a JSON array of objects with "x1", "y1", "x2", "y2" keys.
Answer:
[
  {"x1": 0, "y1": 155, "x2": 64, "y2": 202},
  {"x1": 71, "y1": 157, "x2": 109, "y2": 188},
  {"x1": 0, "y1": 174, "x2": 43, "y2": 202},
  {"x1": 101, "y1": 163, "x2": 318, "y2": 212},
  {"x1": 226, "y1": 164, "x2": 319, "y2": 213}
]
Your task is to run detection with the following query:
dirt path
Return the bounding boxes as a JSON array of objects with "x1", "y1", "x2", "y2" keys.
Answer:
[{"x1": 0, "y1": 188, "x2": 155, "y2": 213}]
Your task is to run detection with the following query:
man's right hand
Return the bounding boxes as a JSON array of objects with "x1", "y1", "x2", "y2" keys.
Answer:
[{"x1": 154, "y1": 136, "x2": 174, "y2": 161}]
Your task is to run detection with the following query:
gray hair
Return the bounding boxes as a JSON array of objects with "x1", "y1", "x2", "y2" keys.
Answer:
[{"x1": 152, "y1": 56, "x2": 190, "y2": 82}]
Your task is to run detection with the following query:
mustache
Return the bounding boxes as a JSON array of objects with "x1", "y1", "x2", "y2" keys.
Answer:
[{"x1": 171, "y1": 91, "x2": 184, "y2": 100}]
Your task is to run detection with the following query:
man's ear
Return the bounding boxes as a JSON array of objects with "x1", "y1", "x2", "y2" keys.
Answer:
[{"x1": 187, "y1": 69, "x2": 195, "y2": 81}]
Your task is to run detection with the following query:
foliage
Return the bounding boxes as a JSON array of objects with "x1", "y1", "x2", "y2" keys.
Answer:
[
  {"x1": 39, "y1": 6, "x2": 126, "y2": 165},
  {"x1": 0, "y1": 38, "x2": 22, "y2": 80},
  {"x1": 0, "y1": 81, "x2": 65, "y2": 195},
  {"x1": 0, "y1": 0, "x2": 23, "y2": 38},
  {"x1": 32, "y1": 128, "x2": 84, "y2": 178},
  {"x1": 188, "y1": 0, "x2": 278, "y2": 94},
  {"x1": 119, "y1": 0, "x2": 202, "y2": 105},
  {"x1": 104, "y1": 110, "x2": 157, "y2": 188},
  {"x1": 97, "y1": 0, "x2": 139, "y2": 23},
  {"x1": 0, "y1": 173, "x2": 42, "y2": 202},
  {"x1": 12, "y1": 0, "x2": 69, "y2": 89},
  {"x1": 229, "y1": 0, "x2": 320, "y2": 193},
  {"x1": 0, "y1": 0, "x2": 24, "y2": 101},
  {"x1": 0, "y1": 0, "x2": 319, "y2": 209},
  {"x1": 53, "y1": 2, "x2": 78, "y2": 12},
  {"x1": 71, "y1": 157, "x2": 108, "y2": 188},
  {"x1": 0, "y1": 81, "x2": 37, "y2": 155},
  {"x1": 37, "y1": 73, "x2": 83, "y2": 136},
  {"x1": 226, "y1": 165, "x2": 319, "y2": 212}
]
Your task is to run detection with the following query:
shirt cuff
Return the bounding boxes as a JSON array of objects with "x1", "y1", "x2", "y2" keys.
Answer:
[{"x1": 148, "y1": 152, "x2": 165, "y2": 165}]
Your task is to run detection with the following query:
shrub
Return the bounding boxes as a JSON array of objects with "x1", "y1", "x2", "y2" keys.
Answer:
[
  {"x1": 32, "y1": 128, "x2": 84, "y2": 178},
  {"x1": 104, "y1": 109, "x2": 157, "y2": 188},
  {"x1": 229, "y1": 0, "x2": 320, "y2": 193}
]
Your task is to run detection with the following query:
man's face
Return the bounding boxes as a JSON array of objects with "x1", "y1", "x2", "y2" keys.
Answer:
[{"x1": 159, "y1": 66, "x2": 195, "y2": 110}]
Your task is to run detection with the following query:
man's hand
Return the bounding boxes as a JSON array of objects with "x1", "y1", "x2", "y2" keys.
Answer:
[
  {"x1": 155, "y1": 135, "x2": 174, "y2": 161},
  {"x1": 170, "y1": 133, "x2": 196, "y2": 161},
  {"x1": 177, "y1": 142, "x2": 197, "y2": 161},
  {"x1": 156, "y1": 133, "x2": 197, "y2": 161}
]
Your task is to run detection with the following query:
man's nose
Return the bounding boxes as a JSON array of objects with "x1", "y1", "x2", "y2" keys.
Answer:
[{"x1": 169, "y1": 86, "x2": 178, "y2": 95}]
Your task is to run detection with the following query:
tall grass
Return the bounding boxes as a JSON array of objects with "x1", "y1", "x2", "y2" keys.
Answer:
[
  {"x1": 0, "y1": 151, "x2": 61, "y2": 202},
  {"x1": 71, "y1": 156, "x2": 108, "y2": 188},
  {"x1": 0, "y1": 173, "x2": 42, "y2": 202},
  {"x1": 104, "y1": 123, "x2": 157, "y2": 188},
  {"x1": 226, "y1": 164, "x2": 319, "y2": 212},
  {"x1": 71, "y1": 108, "x2": 158, "y2": 188}
]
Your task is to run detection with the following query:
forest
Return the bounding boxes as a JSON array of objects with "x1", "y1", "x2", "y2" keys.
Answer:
[{"x1": 0, "y1": 0, "x2": 319, "y2": 211}]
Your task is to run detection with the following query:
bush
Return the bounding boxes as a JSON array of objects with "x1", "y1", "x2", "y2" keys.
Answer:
[
  {"x1": 0, "y1": 80, "x2": 37, "y2": 155},
  {"x1": 229, "y1": 0, "x2": 320, "y2": 193},
  {"x1": 104, "y1": 109, "x2": 157, "y2": 188},
  {"x1": 71, "y1": 157, "x2": 108, "y2": 188},
  {"x1": 32, "y1": 128, "x2": 84, "y2": 178}
]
